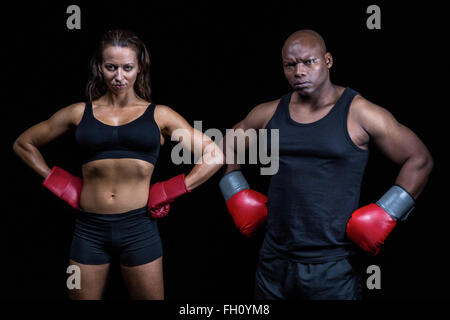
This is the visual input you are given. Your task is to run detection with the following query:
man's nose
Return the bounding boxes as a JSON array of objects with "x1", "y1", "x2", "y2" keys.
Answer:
[{"x1": 295, "y1": 63, "x2": 306, "y2": 77}]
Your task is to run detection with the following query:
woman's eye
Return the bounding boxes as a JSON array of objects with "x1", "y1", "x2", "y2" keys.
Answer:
[
  {"x1": 105, "y1": 64, "x2": 115, "y2": 71},
  {"x1": 124, "y1": 66, "x2": 133, "y2": 71}
]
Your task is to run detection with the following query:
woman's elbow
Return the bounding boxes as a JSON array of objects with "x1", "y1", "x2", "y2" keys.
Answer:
[
  {"x1": 211, "y1": 145, "x2": 225, "y2": 167},
  {"x1": 13, "y1": 137, "x2": 24, "y2": 156}
]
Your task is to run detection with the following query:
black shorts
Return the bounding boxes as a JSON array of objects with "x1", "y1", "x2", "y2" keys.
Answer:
[
  {"x1": 254, "y1": 241, "x2": 363, "y2": 300},
  {"x1": 70, "y1": 206, "x2": 162, "y2": 267}
]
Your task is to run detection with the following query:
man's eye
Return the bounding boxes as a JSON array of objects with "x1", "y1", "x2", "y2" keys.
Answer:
[{"x1": 285, "y1": 63, "x2": 295, "y2": 69}]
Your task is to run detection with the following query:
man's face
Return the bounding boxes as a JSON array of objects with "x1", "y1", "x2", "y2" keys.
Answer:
[{"x1": 282, "y1": 40, "x2": 331, "y2": 95}]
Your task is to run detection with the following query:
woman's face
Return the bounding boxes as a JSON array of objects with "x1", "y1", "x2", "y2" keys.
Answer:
[{"x1": 100, "y1": 45, "x2": 140, "y2": 94}]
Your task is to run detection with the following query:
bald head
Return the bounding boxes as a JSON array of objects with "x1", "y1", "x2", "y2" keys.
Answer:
[
  {"x1": 281, "y1": 30, "x2": 333, "y2": 94},
  {"x1": 282, "y1": 30, "x2": 327, "y2": 57}
]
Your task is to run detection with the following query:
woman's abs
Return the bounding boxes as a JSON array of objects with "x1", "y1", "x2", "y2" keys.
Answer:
[{"x1": 80, "y1": 158, "x2": 154, "y2": 214}]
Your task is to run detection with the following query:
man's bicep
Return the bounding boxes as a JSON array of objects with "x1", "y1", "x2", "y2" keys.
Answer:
[
  {"x1": 363, "y1": 103, "x2": 424, "y2": 164},
  {"x1": 228, "y1": 104, "x2": 271, "y2": 145},
  {"x1": 234, "y1": 112, "x2": 260, "y2": 132},
  {"x1": 243, "y1": 101, "x2": 278, "y2": 130}
]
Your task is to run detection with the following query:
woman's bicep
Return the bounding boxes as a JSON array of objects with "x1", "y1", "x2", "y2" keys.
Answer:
[
  {"x1": 155, "y1": 105, "x2": 215, "y2": 154},
  {"x1": 18, "y1": 103, "x2": 83, "y2": 147}
]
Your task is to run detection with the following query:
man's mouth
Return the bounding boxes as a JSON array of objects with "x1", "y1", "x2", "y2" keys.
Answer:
[{"x1": 294, "y1": 81, "x2": 311, "y2": 88}]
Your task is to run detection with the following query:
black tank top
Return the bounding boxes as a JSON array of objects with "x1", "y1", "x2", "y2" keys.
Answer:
[
  {"x1": 75, "y1": 103, "x2": 160, "y2": 165},
  {"x1": 264, "y1": 87, "x2": 369, "y2": 262}
]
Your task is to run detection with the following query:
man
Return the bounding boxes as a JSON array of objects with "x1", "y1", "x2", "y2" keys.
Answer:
[{"x1": 219, "y1": 30, "x2": 433, "y2": 299}]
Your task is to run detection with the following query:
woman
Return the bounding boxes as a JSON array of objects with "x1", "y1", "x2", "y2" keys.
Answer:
[{"x1": 13, "y1": 30, "x2": 223, "y2": 300}]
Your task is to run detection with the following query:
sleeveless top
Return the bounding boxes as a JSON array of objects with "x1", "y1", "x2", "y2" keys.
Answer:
[
  {"x1": 264, "y1": 88, "x2": 369, "y2": 262},
  {"x1": 75, "y1": 103, "x2": 160, "y2": 165}
]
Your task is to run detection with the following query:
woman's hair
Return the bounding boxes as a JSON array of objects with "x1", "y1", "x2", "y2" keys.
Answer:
[{"x1": 86, "y1": 29, "x2": 151, "y2": 102}]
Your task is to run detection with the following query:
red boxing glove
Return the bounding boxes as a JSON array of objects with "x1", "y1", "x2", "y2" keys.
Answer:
[
  {"x1": 42, "y1": 166, "x2": 82, "y2": 209},
  {"x1": 346, "y1": 185, "x2": 415, "y2": 255},
  {"x1": 148, "y1": 200, "x2": 171, "y2": 219},
  {"x1": 219, "y1": 170, "x2": 267, "y2": 237},
  {"x1": 346, "y1": 204, "x2": 396, "y2": 255},
  {"x1": 148, "y1": 174, "x2": 191, "y2": 218},
  {"x1": 226, "y1": 189, "x2": 267, "y2": 237}
]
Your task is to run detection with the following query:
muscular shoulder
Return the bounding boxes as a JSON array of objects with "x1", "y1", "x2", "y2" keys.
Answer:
[
  {"x1": 67, "y1": 102, "x2": 86, "y2": 115},
  {"x1": 241, "y1": 98, "x2": 280, "y2": 130},
  {"x1": 49, "y1": 102, "x2": 86, "y2": 127},
  {"x1": 154, "y1": 104, "x2": 184, "y2": 123},
  {"x1": 154, "y1": 104, "x2": 190, "y2": 135},
  {"x1": 350, "y1": 94, "x2": 399, "y2": 137},
  {"x1": 154, "y1": 104, "x2": 176, "y2": 117}
]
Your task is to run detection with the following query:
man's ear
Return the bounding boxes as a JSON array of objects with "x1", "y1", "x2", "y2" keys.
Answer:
[{"x1": 324, "y1": 52, "x2": 333, "y2": 69}]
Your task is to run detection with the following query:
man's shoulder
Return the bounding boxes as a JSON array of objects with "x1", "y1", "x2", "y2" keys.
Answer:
[
  {"x1": 350, "y1": 92, "x2": 386, "y2": 116},
  {"x1": 245, "y1": 97, "x2": 282, "y2": 129},
  {"x1": 349, "y1": 91, "x2": 395, "y2": 133},
  {"x1": 254, "y1": 97, "x2": 281, "y2": 113}
]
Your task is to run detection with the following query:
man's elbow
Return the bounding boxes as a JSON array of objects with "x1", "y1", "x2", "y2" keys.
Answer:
[
  {"x1": 425, "y1": 153, "x2": 434, "y2": 175},
  {"x1": 414, "y1": 150, "x2": 434, "y2": 176}
]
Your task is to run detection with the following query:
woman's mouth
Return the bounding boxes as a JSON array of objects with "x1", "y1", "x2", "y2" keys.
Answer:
[{"x1": 112, "y1": 83, "x2": 127, "y2": 89}]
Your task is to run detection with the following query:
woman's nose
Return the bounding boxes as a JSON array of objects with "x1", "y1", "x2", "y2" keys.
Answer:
[{"x1": 115, "y1": 68, "x2": 124, "y2": 81}]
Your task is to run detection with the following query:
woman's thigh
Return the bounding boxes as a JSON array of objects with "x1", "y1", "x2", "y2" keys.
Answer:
[
  {"x1": 120, "y1": 256, "x2": 164, "y2": 300},
  {"x1": 67, "y1": 259, "x2": 110, "y2": 300}
]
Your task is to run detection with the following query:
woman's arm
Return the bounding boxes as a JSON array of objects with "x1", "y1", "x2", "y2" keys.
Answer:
[
  {"x1": 13, "y1": 103, "x2": 85, "y2": 178},
  {"x1": 154, "y1": 105, "x2": 224, "y2": 190}
]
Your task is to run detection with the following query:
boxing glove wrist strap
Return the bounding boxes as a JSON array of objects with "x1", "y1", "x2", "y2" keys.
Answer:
[
  {"x1": 376, "y1": 185, "x2": 415, "y2": 222},
  {"x1": 219, "y1": 170, "x2": 249, "y2": 202},
  {"x1": 164, "y1": 174, "x2": 191, "y2": 198}
]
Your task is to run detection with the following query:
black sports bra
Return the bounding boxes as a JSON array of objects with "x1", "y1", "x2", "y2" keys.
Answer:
[{"x1": 75, "y1": 102, "x2": 161, "y2": 165}]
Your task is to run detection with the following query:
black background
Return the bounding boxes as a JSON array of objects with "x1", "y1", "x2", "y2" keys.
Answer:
[{"x1": 3, "y1": 0, "x2": 447, "y2": 307}]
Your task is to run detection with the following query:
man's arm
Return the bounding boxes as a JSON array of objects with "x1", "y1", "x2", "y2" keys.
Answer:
[
  {"x1": 354, "y1": 96, "x2": 433, "y2": 198},
  {"x1": 223, "y1": 100, "x2": 279, "y2": 173},
  {"x1": 346, "y1": 96, "x2": 433, "y2": 254},
  {"x1": 219, "y1": 100, "x2": 278, "y2": 237}
]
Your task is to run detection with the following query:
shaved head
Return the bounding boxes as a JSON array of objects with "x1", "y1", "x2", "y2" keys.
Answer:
[
  {"x1": 282, "y1": 30, "x2": 327, "y2": 56},
  {"x1": 281, "y1": 29, "x2": 333, "y2": 95}
]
